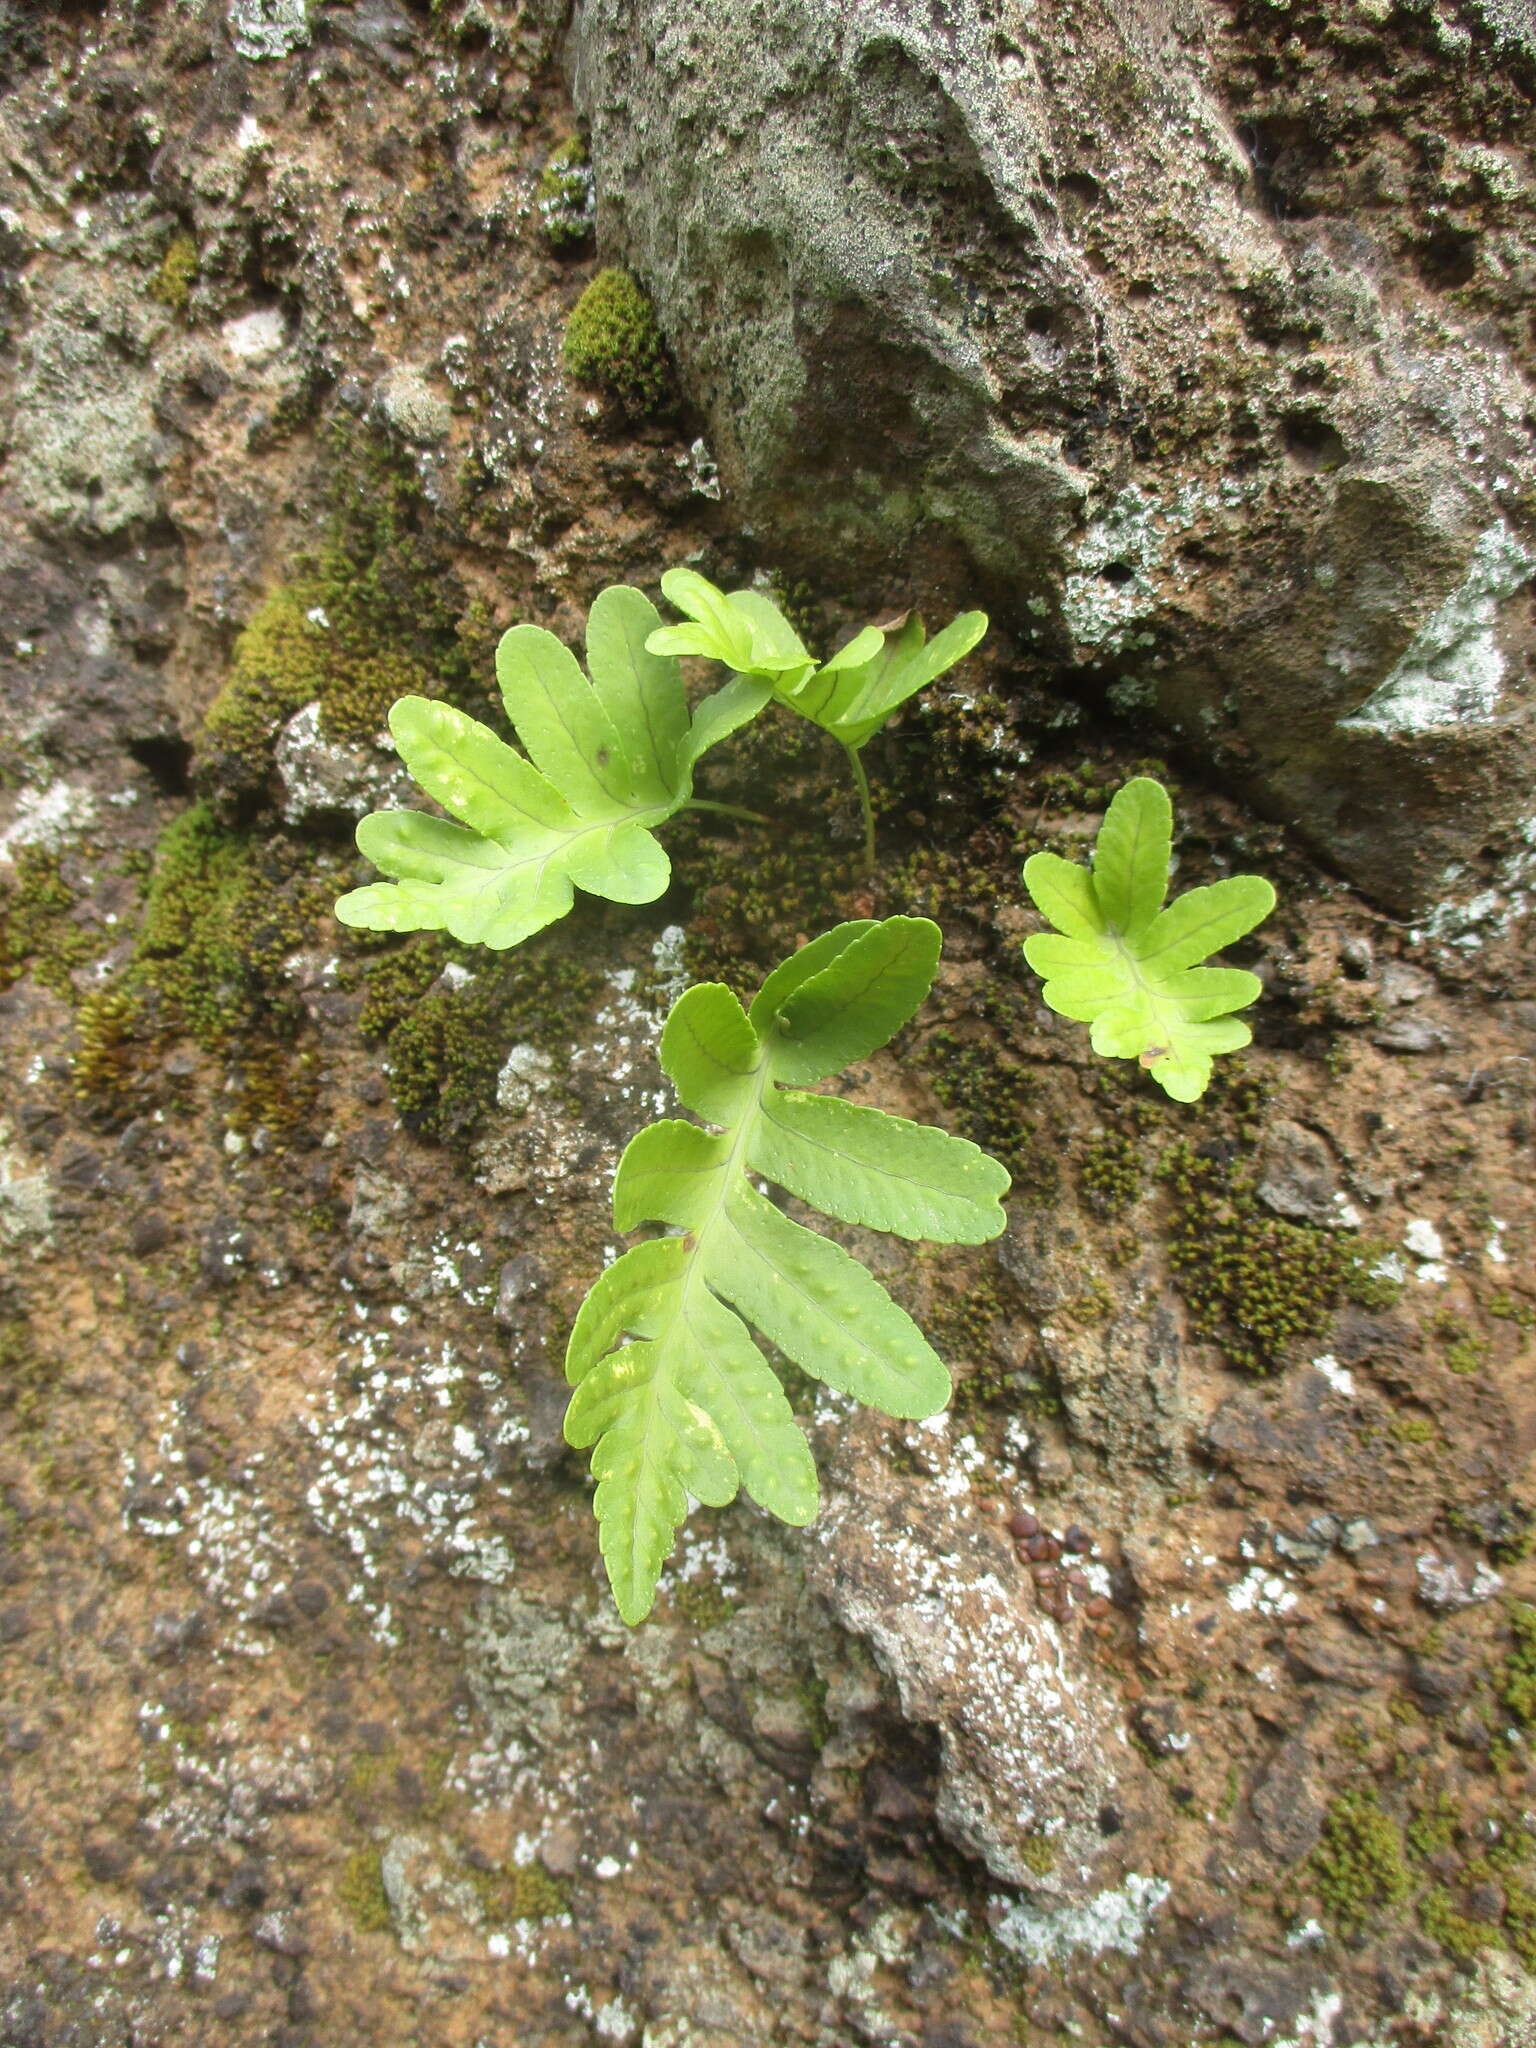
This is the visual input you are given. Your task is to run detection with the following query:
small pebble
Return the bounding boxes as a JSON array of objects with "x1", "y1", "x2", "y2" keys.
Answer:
[
  {"x1": 1065, "y1": 1526, "x2": 1092, "y2": 1554},
  {"x1": 1085, "y1": 1595, "x2": 1111, "y2": 1619},
  {"x1": 1008, "y1": 1510, "x2": 1040, "y2": 1539},
  {"x1": 1025, "y1": 1533, "x2": 1052, "y2": 1561},
  {"x1": 1067, "y1": 1570, "x2": 1089, "y2": 1591},
  {"x1": 1032, "y1": 1565, "x2": 1059, "y2": 1588}
]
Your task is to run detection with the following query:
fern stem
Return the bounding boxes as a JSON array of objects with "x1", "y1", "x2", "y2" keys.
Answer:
[
  {"x1": 684, "y1": 799, "x2": 771, "y2": 827},
  {"x1": 841, "y1": 742, "x2": 876, "y2": 875}
]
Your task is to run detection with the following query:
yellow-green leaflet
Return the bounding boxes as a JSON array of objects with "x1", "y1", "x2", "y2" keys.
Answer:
[
  {"x1": 1021, "y1": 777, "x2": 1276, "y2": 1102},
  {"x1": 644, "y1": 570, "x2": 987, "y2": 751},
  {"x1": 334, "y1": 583, "x2": 770, "y2": 951},
  {"x1": 564, "y1": 916, "x2": 1011, "y2": 1624}
]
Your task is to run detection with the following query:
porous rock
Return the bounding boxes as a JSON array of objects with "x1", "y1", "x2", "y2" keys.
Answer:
[
  {"x1": 568, "y1": 0, "x2": 1536, "y2": 912},
  {"x1": 808, "y1": 1414, "x2": 1152, "y2": 1894}
]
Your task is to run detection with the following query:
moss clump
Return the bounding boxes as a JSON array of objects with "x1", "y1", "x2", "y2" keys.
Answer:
[
  {"x1": 0, "y1": 846, "x2": 110, "y2": 998},
  {"x1": 471, "y1": 1861, "x2": 570, "y2": 1923},
  {"x1": 535, "y1": 137, "x2": 594, "y2": 251},
  {"x1": 129, "y1": 804, "x2": 332, "y2": 1050},
  {"x1": 72, "y1": 988, "x2": 139, "y2": 1100},
  {"x1": 1419, "y1": 1886, "x2": 1500, "y2": 1963},
  {"x1": 1019, "y1": 1832, "x2": 1057, "y2": 1877},
  {"x1": 1407, "y1": 1791, "x2": 1458, "y2": 1860},
  {"x1": 200, "y1": 425, "x2": 478, "y2": 794},
  {"x1": 920, "y1": 1028, "x2": 1058, "y2": 1205},
  {"x1": 1342, "y1": 1235, "x2": 1407, "y2": 1311},
  {"x1": 932, "y1": 1274, "x2": 1013, "y2": 1418},
  {"x1": 1159, "y1": 1139, "x2": 1347, "y2": 1373},
  {"x1": 1498, "y1": 1605, "x2": 1536, "y2": 1730},
  {"x1": 562, "y1": 267, "x2": 672, "y2": 417},
  {"x1": 338, "y1": 1847, "x2": 392, "y2": 1935},
  {"x1": 679, "y1": 832, "x2": 846, "y2": 992},
  {"x1": 1078, "y1": 1131, "x2": 1144, "y2": 1218},
  {"x1": 1311, "y1": 1788, "x2": 1410, "y2": 1937},
  {"x1": 71, "y1": 805, "x2": 339, "y2": 1112},
  {"x1": 150, "y1": 231, "x2": 198, "y2": 315},
  {"x1": 1488, "y1": 1290, "x2": 1536, "y2": 1332},
  {"x1": 0, "y1": 1315, "x2": 59, "y2": 1431},
  {"x1": 1389, "y1": 1414, "x2": 1437, "y2": 1447},
  {"x1": 354, "y1": 936, "x2": 602, "y2": 1144}
]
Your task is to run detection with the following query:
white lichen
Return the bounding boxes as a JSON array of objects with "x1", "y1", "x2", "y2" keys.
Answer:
[{"x1": 1339, "y1": 523, "x2": 1532, "y2": 733}]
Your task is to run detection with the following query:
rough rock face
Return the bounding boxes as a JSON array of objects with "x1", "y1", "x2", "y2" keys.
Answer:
[{"x1": 569, "y1": 0, "x2": 1536, "y2": 912}]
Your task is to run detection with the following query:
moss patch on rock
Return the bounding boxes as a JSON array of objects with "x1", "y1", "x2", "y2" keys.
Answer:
[
  {"x1": 199, "y1": 425, "x2": 479, "y2": 797},
  {"x1": 351, "y1": 931, "x2": 603, "y2": 1144},
  {"x1": 1312, "y1": 1787, "x2": 1410, "y2": 1937},
  {"x1": 562, "y1": 267, "x2": 672, "y2": 417},
  {"x1": 535, "y1": 137, "x2": 594, "y2": 251},
  {"x1": 1159, "y1": 1138, "x2": 1347, "y2": 1373},
  {"x1": 0, "y1": 846, "x2": 112, "y2": 998}
]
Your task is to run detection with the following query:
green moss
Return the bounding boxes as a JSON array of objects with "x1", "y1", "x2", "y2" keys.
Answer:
[
  {"x1": 1341, "y1": 1235, "x2": 1407, "y2": 1311},
  {"x1": 1419, "y1": 1886, "x2": 1499, "y2": 1963},
  {"x1": 470, "y1": 1860, "x2": 570, "y2": 1923},
  {"x1": 1078, "y1": 1131, "x2": 1144, "y2": 1218},
  {"x1": 1498, "y1": 1604, "x2": 1536, "y2": 1730},
  {"x1": 1019, "y1": 1833, "x2": 1057, "y2": 1877},
  {"x1": 129, "y1": 804, "x2": 332, "y2": 1051},
  {"x1": 1312, "y1": 1788, "x2": 1410, "y2": 1937},
  {"x1": 69, "y1": 804, "x2": 339, "y2": 1117},
  {"x1": 672, "y1": 1578, "x2": 737, "y2": 1629},
  {"x1": 679, "y1": 830, "x2": 846, "y2": 992},
  {"x1": 921, "y1": 1028, "x2": 1058, "y2": 1206},
  {"x1": 1488, "y1": 1290, "x2": 1536, "y2": 1332},
  {"x1": 536, "y1": 137, "x2": 594, "y2": 251},
  {"x1": 0, "y1": 1315, "x2": 59, "y2": 1432},
  {"x1": 562, "y1": 267, "x2": 672, "y2": 417},
  {"x1": 354, "y1": 935, "x2": 602, "y2": 1144},
  {"x1": 200, "y1": 425, "x2": 478, "y2": 794},
  {"x1": 338, "y1": 1847, "x2": 393, "y2": 1935},
  {"x1": 796, "y1": 1673, "x2": 831, "y2": 1750},
  {"x1": 1159, "y1": 1139, "x2": 1347, "y2": 1372},
  {"x1": 1388, "y1": 1415, "x2": 1437, "y2": 1446},
  {"x1": 1407, "y1": 1791, "x2": 1458, "y2": 1860},
  {"x1": 150, "y1": 231, "x2": 198, "y2": 315},
  {"x1": 72, "y1": 988, "x2": 138, "y2": 1100},
  {"x1": 0, "y1": 846, "x2": 111, "y2": 997},
  {"x1": 1505, "y1": 1879, "x2": 1536, "y2": 1969}
]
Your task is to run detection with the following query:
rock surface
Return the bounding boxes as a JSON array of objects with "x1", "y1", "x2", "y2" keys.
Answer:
[{"x1": 0, "y1": 7, "x2": 1534, "y2": 2048}]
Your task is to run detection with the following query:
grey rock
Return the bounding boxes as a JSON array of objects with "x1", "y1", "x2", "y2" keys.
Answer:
[
  {"x1": 1255, "y1": 1120, "x2": 1347, "y2": 1229},
  {"x1": 376, "y1": 365, "x2": 453, "y2": 445},
  {"x1": 8, "y1": 265, "x2": 169, "y2": 537},
  {"x1": 1000, "y1": 1225, "x2": 1188, "y2": 1483},
  {"x1": 809, "y1": 1413, "x2": 1153, "y2": 1895},
  {"x1": 1248, "y1": 1738, "x2": 1324, "y2": 1867},
  {"x1": 1338, "y1": 1517, "x2": 1381, "y2": 1554},
  {"x1": 227, "y1": 0, "x2": 310, "y2": 61},
  {"x1": 464, "y1": 1588, "x2": 585, "y2": 1749},
  {"x1": 273, "y1": 702, "x2": 410, "y2": 825},
  {"x1": 1371, "y1": 1013, "x2": 1448, "y2": 1055},
  {"x1": 569, "y1": 0, "x2": 1536, "y2": 913}
]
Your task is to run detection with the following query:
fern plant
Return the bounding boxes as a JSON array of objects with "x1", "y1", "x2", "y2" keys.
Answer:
[
  {"x1": 334, "y1": 585, "x2": 772, "y2": 950},
  {"x1": 1021, "y1": 776, "x2": 1275, "y2": 1102},
  {"x1": 564, "y1": 915, "x2": 1010, "y2": 1622},
  {"x1": 646, "y1": 569, "x2": 988, "y2": 870}
]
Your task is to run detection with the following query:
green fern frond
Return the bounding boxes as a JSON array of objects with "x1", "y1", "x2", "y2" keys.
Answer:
[
  {"x1": 335, "y1": 585, "x2": 770, "y2": 951},
  {"x1": 645, "y1": 570, "x2": 987, "y2": 867},
  {"x1": 1021, "y1": 777, "x2": 1276, "y2": 1102},
  {"x1": 565, "y1": 916, "x2": 1011, "y2": 1622}
]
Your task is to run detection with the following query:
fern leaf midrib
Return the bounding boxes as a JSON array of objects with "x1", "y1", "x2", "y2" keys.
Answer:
[{"x1": 1104, "y1": 925, "x2": 1189, "y2": 1053}]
